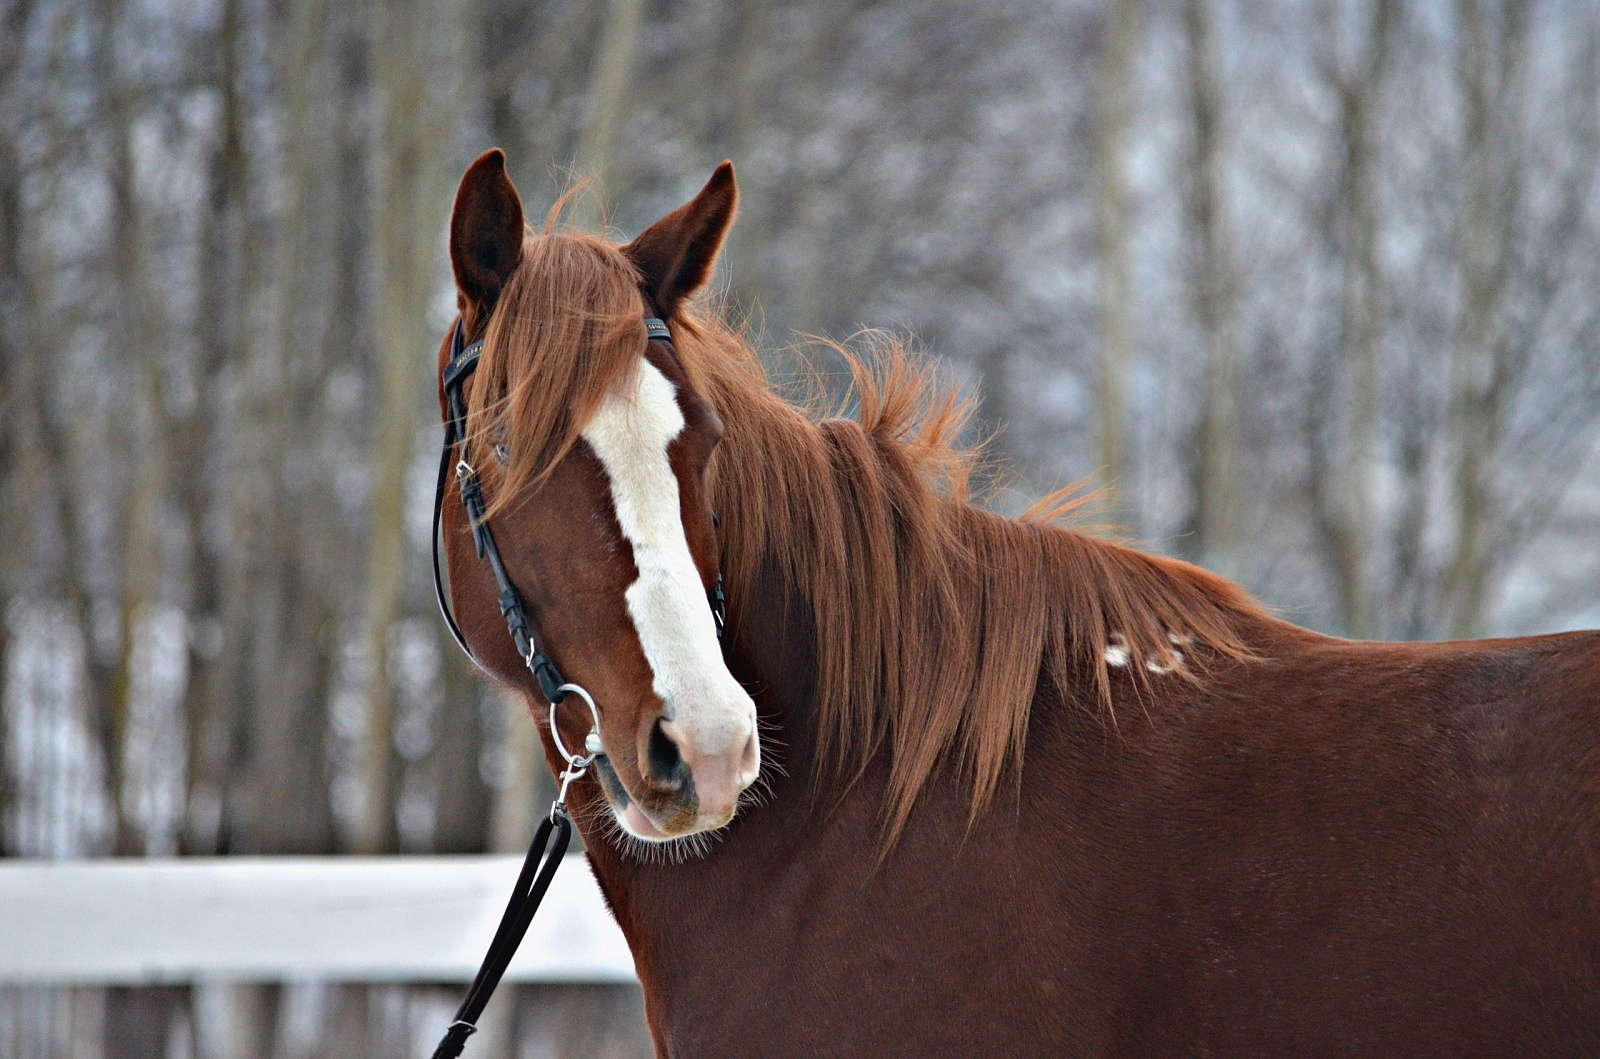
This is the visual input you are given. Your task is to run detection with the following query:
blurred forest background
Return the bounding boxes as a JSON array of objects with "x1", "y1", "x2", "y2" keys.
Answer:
[{"x1": 3, "y1": 0, "x2": 1600, "y2": 1055}]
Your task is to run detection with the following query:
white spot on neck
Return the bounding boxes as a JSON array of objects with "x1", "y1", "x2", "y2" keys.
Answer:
[
  {"x1": 1103, "y1": 631, "x2": 1185, "y2": 673},
  {"x1": 1104, "y1": 633, "x2": 1129, "y2": 668}
]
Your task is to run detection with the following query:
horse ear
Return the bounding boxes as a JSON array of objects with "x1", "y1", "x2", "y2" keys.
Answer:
[
  {"x1": 624, "y1": 161, "x2": 738, "y2": 317},
  {"x1": 449, "y1": 149, "x2": 525, "y2": 328}
]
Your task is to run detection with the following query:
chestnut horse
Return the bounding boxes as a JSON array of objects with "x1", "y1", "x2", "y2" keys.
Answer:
[{"x1": 436, "y1": 149, "x2": 1600, "y2": 1057}]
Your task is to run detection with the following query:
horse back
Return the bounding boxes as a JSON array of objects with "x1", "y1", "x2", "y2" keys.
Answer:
[
  {"x1": 1039, "y1": 628, "x2": 1600, "y2": 1056},
  {"x1": 619, "y1": 629, "x2": 1600, "y2": 1058}
]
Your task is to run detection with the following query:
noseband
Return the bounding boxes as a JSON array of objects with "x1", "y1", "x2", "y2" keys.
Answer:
[{"x1": 427, "y1": 309, "x2": 727, "y2": 1059}]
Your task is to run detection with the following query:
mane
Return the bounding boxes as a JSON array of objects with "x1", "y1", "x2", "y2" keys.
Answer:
[{"x1": 469, "y1": 225, "x2": 1270, "y2": 842}]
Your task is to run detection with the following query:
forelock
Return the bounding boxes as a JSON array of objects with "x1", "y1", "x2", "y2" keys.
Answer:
[{"x1": 464, "y1": 231, "x2": 648, "y2": 516}]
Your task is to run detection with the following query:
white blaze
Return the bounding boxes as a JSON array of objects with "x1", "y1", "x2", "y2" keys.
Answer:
[{"x1": 580, "y1": 362, "x2": 756, "y2": 762}]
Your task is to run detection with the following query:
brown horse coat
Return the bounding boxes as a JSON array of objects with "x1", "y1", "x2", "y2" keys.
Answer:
[{"x1": 585, "y1": 616, "x2": 1600, "y2": 1056}]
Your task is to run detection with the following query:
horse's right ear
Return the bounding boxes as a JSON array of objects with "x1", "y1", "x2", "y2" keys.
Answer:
[{"x1": 449, "y1": 149, "x2": 524, "y2": 331}]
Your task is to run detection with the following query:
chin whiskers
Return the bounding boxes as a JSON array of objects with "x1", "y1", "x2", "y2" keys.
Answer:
[
  {"x1": 737, "y1": 722, "x2": 786, "y2": 812},
  {"x1": 604, "y1": 815, "x2": 723, "y2": 865},
  {"x1": 579, "y1": 717, "x2": 787, "y2": 865}
]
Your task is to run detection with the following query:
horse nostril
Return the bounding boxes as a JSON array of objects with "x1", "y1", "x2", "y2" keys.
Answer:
[{"x1": 646, "y1": 717, "x2": 687, "y2": 788}]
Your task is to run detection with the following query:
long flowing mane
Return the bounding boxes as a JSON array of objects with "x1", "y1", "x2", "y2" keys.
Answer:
[{"x1": 468, "y1": 224, "x2": 1270, "y2": 839}]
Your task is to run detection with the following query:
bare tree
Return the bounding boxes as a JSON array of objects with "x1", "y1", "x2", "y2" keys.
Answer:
[
  {"x1": 0, "y1": 0, "x2": 40, "y2": 852},
  {"x1": 356, "y1": 0, "x2": 435, "y2": 857},
  {"x1": 571, "y1": 0, "x2": 646, "y2": 224},
  {"x1": 1096, "y1": 0, "x2": 1141, "y2": 514},
  {"x1": 181, "y1": 0, "x2": 248, "y2": 857},
  {"x1": 1442, "y1": 0, "x2": 1525, "y2": 636},
  {"x1": 1303, "y1": 0, "x2": 1395, "y2": 638},
  {"x1": 1181, "y1": 0, "x2": 1244, "y2": 575}
]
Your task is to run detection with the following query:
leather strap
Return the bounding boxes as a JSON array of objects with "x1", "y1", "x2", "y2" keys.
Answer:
[{"x1": 429, "y1": 810, "x2": 572, "y2": 1059}]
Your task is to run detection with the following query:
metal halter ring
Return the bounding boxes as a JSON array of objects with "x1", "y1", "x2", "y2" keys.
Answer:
[{"x1": 548, "y1": 683, "x2": 602, "y2": 769}]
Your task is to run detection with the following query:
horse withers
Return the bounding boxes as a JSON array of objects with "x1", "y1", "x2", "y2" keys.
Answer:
[{"x1": 436, "y1": 148, "x2": 1600, "y2": 1057}]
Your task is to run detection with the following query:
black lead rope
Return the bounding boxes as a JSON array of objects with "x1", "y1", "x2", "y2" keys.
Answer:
[
  {"x1": 430, "y1": 811, "x2": 572, "y2": 1059},
  {"x1": 428, "y1": 313, "x2": 724, "y2": 1058}
]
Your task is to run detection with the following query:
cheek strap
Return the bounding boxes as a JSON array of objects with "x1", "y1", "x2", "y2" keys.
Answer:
[{"x1": 433, "y1": 319, "x2": 569, "y2": 703}]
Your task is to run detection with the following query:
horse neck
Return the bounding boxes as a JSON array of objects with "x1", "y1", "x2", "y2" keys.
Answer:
[{"x1": 574, "y1": 540, "x2": 1068, "y2": 1032}]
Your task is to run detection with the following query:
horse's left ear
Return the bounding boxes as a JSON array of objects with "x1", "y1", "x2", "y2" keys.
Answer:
[
  {"x1": 450, "y1": 148, "x2": 525, "y2": 330},
  {"x1": 624, "y1": 161, "x2": 738, "y2": 317}
]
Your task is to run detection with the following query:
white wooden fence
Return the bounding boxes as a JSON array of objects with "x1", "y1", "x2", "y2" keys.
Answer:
[{"x1": 0, "y1": 856, "x2": 636, "y2": 985}]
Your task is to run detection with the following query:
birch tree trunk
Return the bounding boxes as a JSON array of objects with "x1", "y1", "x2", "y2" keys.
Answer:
[
  {"x1": 0, "y1": 0, "x2": 36, "y2": 854},
  {"x1": 356, "y1": 0, "x2": 433, "y2": 857},
  {"x1": 572, "y1": 0, "x2": 645, "y2": 225},
  {"x1": 180, "y1": 0, "x2": 247, "y2": 858},
  {"x1": 1444, "y1": 0, "x2": 1512, "y2": 638},
  {"x1": 1181, "y1": 0, "x2": 1243, "y2": 575},
  {"x1": 1096, "y1": 0, "x2": 1141, "y2": 512},
  {"x1": 1313, "y1": 0, "x2": 1393, "y2": 638}
]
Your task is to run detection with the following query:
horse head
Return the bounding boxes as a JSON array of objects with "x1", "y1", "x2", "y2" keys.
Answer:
[{"x1": 437, "y1": 150, "x2": 758, "y2": 845}]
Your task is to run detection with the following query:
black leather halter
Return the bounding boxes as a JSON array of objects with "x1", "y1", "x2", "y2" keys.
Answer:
[{"x1": 427, "y1": 310, "x2": 727, "y2": 1059}]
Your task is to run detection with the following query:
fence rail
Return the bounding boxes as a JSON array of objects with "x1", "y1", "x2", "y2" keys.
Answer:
[{"x1": 0, "y1": 855, "x2": 635, "y2": 985}]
